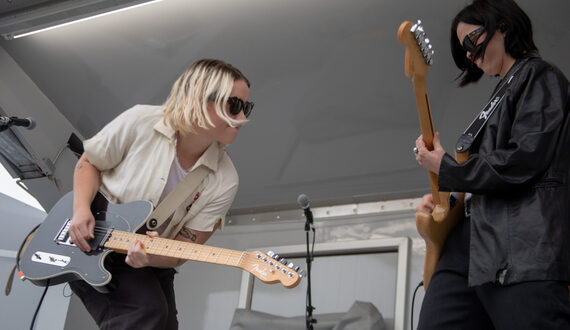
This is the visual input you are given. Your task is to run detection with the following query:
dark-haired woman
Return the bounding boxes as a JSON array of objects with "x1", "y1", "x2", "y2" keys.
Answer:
[{"x1": 414, "y1": 0, "x2": 570, "y2": 329}]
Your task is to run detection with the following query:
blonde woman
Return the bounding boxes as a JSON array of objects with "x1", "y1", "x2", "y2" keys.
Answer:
[{"x1": 68, "y1": 59, "x2": 253, "y2": 329}]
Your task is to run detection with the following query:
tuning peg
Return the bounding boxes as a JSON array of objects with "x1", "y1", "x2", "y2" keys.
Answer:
[
  {"x1": 279, "y1": 258, "x2": 288, "y2": 265},
  {"x1": 287, "y1": 262, "x2": 294, "y2": 268},
  {"x1": 272, "y1": 254, "x2": 280, "y2": 260},
  {"x1": 294, "y1": 266, "x2": 301, "y2": 272},
  {"x1": 299, "y1": 269, "x2": 306, "y2": 278},
  {"x1": 411, "y1": 19, "x2": 422, "y2": 32},
  {"x1": 267, "y1": 251, "x2": 275, "y2": 258}
]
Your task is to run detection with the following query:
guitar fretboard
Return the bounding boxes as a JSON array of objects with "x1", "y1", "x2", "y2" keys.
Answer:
[{"x1": 104, "y1": 230, "x2": 247, "y2": 268}]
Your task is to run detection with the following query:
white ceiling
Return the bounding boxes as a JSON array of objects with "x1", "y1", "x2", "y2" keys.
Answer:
[{"x1": 0, "y1": 0, "x2": 568, "y2": 212}]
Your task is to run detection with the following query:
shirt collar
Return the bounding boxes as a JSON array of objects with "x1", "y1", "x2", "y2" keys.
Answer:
[
  {"x1": 153, "y1": 116, "x2": 177, "y2": 141},
  {"x1": 192, "y1": 141, "x2": 225, "y2": 172},
  {"x1": 153, "y1": 115, "x2": 225, "y2": 172}
]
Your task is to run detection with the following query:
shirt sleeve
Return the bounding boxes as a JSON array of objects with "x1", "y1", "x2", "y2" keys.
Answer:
[
  {"x1": 439, "y1": 63, "x2": 568, "y2": 194},
  {"x1": 82, "y1": 107, "x2": 139, "y2": 171}
]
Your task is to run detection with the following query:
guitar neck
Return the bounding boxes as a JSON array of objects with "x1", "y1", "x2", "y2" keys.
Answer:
[
  {"x1": 411, "y1": 76, "x2": 443, "y2": 204},
  {"x1": 412, "y1": 76, "x2": 435, "y2": 147},
  {"x1": 104, "y1": 230, "x2": 247, "y2": 268}
]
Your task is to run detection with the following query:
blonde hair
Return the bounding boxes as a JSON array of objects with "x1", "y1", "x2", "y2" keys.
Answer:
[{"x1": 163, "y1": 59, "x2": 250, "y2": 134}]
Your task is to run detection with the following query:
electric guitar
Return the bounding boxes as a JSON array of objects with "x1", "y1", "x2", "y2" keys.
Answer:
[
  {"x1": 397, "y1": 20, "x2": 468, "y2": 289},
  {"x1": 18, "y1": 191, "x2": 302, "y2": 292}
]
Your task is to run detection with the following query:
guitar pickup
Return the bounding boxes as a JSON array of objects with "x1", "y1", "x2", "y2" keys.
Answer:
[{"x1": 31, "y1": 251, "x2": 70, "y2": 267}]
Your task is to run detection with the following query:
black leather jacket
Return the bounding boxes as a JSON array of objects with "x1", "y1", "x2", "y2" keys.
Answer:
[{"x1": 439, "y1": 56, "x2": 570, "y2": 286}]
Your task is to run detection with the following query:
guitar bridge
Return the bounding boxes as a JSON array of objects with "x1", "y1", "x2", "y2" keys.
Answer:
[{"x1": 54, "y1": 219, "x2": 75, "y2": 247}]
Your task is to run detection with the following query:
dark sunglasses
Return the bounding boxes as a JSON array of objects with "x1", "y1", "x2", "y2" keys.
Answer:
[
  {"x1": 462, "y1": 26, "x2": 484, "y2": 52},
  {"x1": 227, "y1": 96, "x2": 254, "y2": 118},
  {"x1": 462, "y1": 26, "x2": 485, "y2": 61}
]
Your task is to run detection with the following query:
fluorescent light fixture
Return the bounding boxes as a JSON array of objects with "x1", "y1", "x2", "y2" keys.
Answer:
[{"x1": 0, "y1": 0, "x2": 164, "y2": 40}]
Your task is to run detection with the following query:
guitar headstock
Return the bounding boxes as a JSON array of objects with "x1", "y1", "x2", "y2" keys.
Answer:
[
  {"x1": 397, "y1": 20, "x2": 435, "y2": 78},
  {"x1": 240, "y1": 251, "x2": 303, "y2": 289}
]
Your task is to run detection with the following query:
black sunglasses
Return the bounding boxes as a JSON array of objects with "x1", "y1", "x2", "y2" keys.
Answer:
[
  {"x1": 462, "y1": 26, "x2": 485, "y2": 61},
  {"x1": 227, "y1": 96, "x2": 254, "y2": 118}
]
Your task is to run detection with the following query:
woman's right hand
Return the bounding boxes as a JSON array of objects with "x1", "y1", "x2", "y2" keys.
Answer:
[
  {"x1": 417, "y1": 194, "x2": 435, "y2": 214},
  {"x1": 69, "y1": 207, "x2": 95, "y2": 252}
]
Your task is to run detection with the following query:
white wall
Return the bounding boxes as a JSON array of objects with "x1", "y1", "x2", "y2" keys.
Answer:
[
  {"x1": 65, "y1": 201, "x2": 426, "y2": 330},
  {"x1": 179, "y1": 207, "x2": 425, "y2": 330},
  {"x1": 0, "y1": 193, "x2": 72, "y2": 330}
]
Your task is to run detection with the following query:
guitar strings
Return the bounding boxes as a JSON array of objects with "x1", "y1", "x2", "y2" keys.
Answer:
[
  {"x1": 87, "y1": 225, "x2": 244, "y2": 263},
  {"x1": 86, "y1": 228, "x2": 298, "y2": 278},
  {"x1": 86, "y1": 226, "x2": 290, "y2": 271}
]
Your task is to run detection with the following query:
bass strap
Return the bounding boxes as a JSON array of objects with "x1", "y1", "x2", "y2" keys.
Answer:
[{"x1": 455, "y1": 57, "x2": 532, "y2": 153}]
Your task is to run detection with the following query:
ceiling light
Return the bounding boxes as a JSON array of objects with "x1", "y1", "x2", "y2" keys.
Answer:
[{"x1": 0, "y1": 0, "x2": 164, "y2": 40}]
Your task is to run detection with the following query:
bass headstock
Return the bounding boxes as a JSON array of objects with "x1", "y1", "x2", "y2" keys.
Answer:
[
  {"x1": 397, "y1": 20, "x2": 435, "y2": 79},
  {"x1": 240, "y1": 250, "x2": 303, "y2": 289}
]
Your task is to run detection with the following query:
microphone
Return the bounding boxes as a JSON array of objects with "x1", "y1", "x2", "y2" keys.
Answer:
[
  {"x1": 297, "y1": 194, "x2": 314, "y2": 229},
  {"x1": 0, "y1": 116, "x2": 36, "y2": 129}
]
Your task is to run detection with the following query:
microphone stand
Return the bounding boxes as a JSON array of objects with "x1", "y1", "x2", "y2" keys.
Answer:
[{"x1": 304, "y1": 209, "x2": 316, "y2": 330}]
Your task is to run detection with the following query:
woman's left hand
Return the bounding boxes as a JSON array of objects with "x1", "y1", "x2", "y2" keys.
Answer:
[
  {"x1": 415, "y1": 132, "x2": 446, "y2": 174},
  {"x1": 125, "y1": 231, "x2": 159, "y2": 268}
]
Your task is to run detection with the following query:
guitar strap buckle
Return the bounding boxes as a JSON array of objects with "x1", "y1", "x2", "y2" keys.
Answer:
[{"x1": 455, "y1": 134, "x2": 475, "y2": 154}]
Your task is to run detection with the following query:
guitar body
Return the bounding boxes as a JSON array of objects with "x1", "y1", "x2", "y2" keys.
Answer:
[
  {"x1": 19, "y1": 191, "x2": 302, "y2": 290},
  {"x1": 416, "y1": 197, "x2": 465, "y2": 288},
  {"x1": 19, "y1": 191, "x2": 153, "y2": 293}
]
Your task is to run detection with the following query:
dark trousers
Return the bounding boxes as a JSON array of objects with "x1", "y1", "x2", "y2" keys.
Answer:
[
  {"x1": 417, "y1": 217, "x2": 570, "y2": 330},
  {"x1": 70, "y1": 254, "x2": 178, "y2": 330}
]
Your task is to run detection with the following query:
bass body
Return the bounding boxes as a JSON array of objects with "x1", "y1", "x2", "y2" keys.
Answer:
[{"x1": 398, "y1": 20, "x2": 468, "y2": 289}]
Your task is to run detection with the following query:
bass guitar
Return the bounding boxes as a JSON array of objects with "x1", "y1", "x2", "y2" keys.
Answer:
[
  {"x1": 18, "y1": 191, "x2": 302, "y2": 292},
  {"x1": 397, "y1": 20, "x2": 468, "y2": 289}
]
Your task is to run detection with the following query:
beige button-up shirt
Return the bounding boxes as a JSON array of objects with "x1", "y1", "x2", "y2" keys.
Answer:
[{"x1": 83, "y1": 104, "x2": 239, "y2": 238}]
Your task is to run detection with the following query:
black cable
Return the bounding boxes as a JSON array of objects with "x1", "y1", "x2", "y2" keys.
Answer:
[
  {"x1": 410, "y1": 280, "x2": 424, "y2": 330},
  {"x1": 62, "y1": 283, "x2": 73, "y2": 298},
  {"x1": 30, "y1": 279, "x2": 50, "y2": 330}
]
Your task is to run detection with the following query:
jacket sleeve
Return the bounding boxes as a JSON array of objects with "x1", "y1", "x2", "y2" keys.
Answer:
[{"x1": 439, "y1": 63, "x2": 568, "y2": 194}]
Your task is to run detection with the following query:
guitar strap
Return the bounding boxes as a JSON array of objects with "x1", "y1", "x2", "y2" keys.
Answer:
[
  {"x1": 5, "y1": 224, "x2": 39, "y2": 296},
  {"x1": 454, "y1": 56, "x2": 534, "y2": 153},
  {"x1": 145, "y1": 165, "x2": 210, "y2": 231}
]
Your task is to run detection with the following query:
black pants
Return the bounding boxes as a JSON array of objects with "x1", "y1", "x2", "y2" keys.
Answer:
[
  {"x1": 417, "y1": 217, "x2": 570, "y2": 330},
  {"x1": 69, "y1": 254, "x2": 178, "y2": 330}
]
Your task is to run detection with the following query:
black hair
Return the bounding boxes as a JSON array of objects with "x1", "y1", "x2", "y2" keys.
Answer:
[{"x1": 451, "y1": 0, "x2": 538, "y2": 86}]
